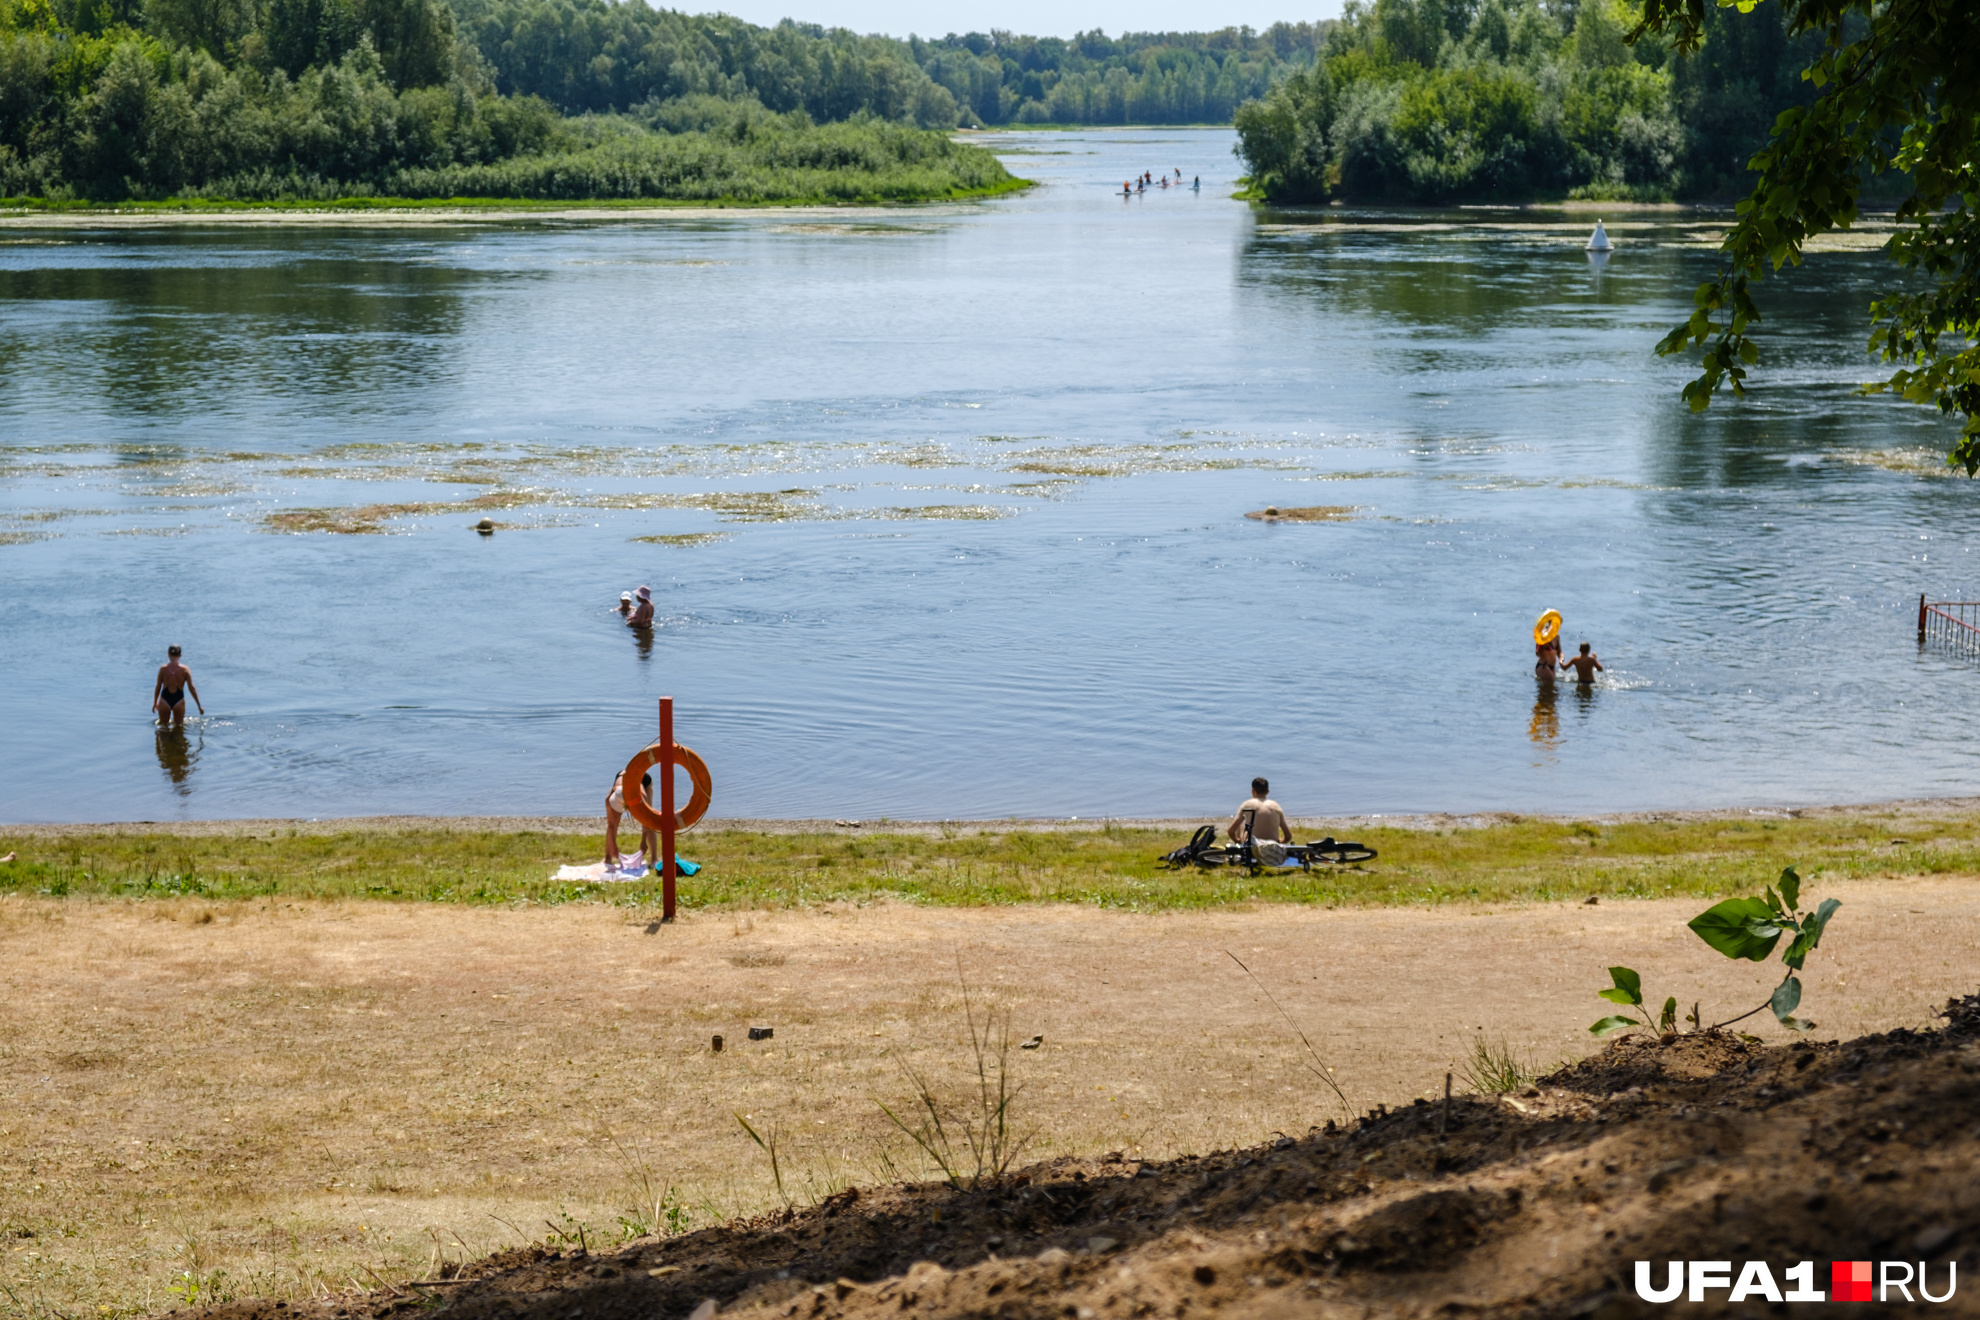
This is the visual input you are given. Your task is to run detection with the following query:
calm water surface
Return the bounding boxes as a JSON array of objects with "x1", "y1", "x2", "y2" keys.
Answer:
[{"x1": 2, "y1": 129, "x2": 1974, "y2": 822}]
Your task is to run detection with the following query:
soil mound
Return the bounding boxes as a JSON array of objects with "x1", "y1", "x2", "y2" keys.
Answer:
[{"x1": 193, "y1": 995, "x2": 1980, "y2": 1320}]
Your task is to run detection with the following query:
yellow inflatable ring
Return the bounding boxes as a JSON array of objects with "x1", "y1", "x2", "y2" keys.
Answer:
[
  {"x1": 1533, "y1": 609, "x2": 1562, "y2": 647},
  {"x1": 621, "y1": 743, "x2": 712, "y2": 833}
]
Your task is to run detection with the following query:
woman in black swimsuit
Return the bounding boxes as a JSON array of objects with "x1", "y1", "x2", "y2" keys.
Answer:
[{"x1": 152, "y1": 645, "x2": 204, "y2": 727}]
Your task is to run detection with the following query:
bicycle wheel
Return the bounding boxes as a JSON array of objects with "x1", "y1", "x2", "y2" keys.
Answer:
[
  {"x1": 1193, "y1": 848, "x2": 1234, "y2": 868},
  {"x1": 1327, "y1": 843, "x2": 1378, "y2": 864}
]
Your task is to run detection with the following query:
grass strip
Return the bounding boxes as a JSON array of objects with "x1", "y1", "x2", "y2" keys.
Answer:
[{"x1": 2, "y1": 810, "x2": 1974, "y2": 910}]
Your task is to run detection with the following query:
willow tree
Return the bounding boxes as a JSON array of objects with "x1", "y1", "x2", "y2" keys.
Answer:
[{"x1": 1640, "y1": 0, "x2": 1980, "y2": 471}]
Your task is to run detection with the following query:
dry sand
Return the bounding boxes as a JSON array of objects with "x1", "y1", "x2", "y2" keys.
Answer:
[{"x1": 3, "y1": 876, "x2": 1976, "y2": 1313}]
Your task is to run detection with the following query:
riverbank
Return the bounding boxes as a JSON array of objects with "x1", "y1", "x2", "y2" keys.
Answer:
[
  {"x1": 0, "y1": 190, "x2": 1028, "y2": 227},
  {"x1": 1, "y1": 878, "x2": 1970, "y2": 1317},
  {"x1": 4, "y1": 798, "x2": 1978, "y2": 910}
]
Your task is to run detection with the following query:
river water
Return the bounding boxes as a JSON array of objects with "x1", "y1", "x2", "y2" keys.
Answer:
[{"x1": 2, "y1": 129, "x2": 1974, "y2": 823}]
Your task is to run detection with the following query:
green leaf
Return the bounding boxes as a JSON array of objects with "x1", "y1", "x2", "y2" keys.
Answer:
[
  {"x1": 1599, "y1": 966, "x2": 1643, "y2": 1006},
  {"x1": 1777, "y1": 865, "x2": 1801, "y2": 914},
  {"x1": 1770, "y1": 975, "x2": 1801, "y2": 1024},
  {"x1": 1590, "y1": 1015, "x2": 1640, "y2": 1037},
  {"x1": 1782, "y1": 896, "x2": 1839, "y2": 970},
  {"x1": 1689, "y1": 897, "x2": 1785, "y2": 961},
  {"x1": 1778, "y1": 1016, "x2": 1816, "y2": 1033},
  {"x1": 1658, "y1": 997, "x2": 1678, "y2": 1033}
]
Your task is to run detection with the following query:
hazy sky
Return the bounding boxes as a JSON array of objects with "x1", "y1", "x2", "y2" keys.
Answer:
[{"x1": 697, "y1": 0, "x2": 1344, "y2": 39}]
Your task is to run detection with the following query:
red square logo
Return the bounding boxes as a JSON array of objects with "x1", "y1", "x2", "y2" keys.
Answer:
[{"x1": 1832, "y1": 1261, "x2": 1873, "y2": 1302}]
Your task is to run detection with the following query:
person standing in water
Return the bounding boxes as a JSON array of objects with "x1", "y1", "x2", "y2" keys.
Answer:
[
  {"x1": 1563, "y1": 642, "x2": 1604, "y2": 685},
  {"x1": 151, "y1": 645, "x2": 203, "y2": 726},
  {"x1": 1535, "y1": 631, "x2": 1562, "y2": 681},
  {"x1": 628, "y1": 585, "x2": 654, "y2": 629}
]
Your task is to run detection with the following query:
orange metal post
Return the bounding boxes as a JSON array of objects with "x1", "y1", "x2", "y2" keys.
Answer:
[{"x1": 659, "y1": 696, "x2": 677, "y2": 922}]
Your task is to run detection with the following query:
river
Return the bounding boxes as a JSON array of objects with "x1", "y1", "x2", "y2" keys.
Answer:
[{"x1": 1, "y1": 128, "x2": 1973, "y2": 822}]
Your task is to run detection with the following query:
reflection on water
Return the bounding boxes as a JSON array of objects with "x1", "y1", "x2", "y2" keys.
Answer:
[
  {"x1": 154, "y1": 726, "x2": 200, "y2": 794},
  {"x1": 1528, "y1": 683, "x2": 1559, "y2": 756},
  {"x1": 3, "y1": 128, "x2": 1979, "y2": 821}
]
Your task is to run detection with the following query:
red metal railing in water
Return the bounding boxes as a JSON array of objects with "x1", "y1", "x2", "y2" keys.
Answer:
[{"x1": 1918, "y1": 595, "x2": 1980, "y2": 650}]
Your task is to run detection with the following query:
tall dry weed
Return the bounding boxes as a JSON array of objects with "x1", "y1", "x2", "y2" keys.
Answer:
[{"x1": 875, "y1": 970, "x2": 1030, "y2": 1189}]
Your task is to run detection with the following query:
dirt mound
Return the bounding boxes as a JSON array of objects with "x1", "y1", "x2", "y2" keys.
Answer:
[{"x1": 193, "y1": 995, "x2": 1980, "y2": 1320}]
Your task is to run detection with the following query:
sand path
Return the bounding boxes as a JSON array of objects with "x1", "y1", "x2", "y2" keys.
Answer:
[{"x1": 2, "y1": 878, "x2": 1974, "y2": 1310}]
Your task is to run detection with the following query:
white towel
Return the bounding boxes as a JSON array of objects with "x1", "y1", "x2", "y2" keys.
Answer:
[{"x1": 552, "y1": 861, "x2": 653, "y2": 883}]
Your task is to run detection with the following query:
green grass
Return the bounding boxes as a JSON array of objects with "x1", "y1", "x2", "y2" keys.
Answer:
[{"x1": 1, "y1": 810, "x2": 1974, "y2": 911}]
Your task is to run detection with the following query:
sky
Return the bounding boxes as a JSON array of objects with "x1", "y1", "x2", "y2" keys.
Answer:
[{"x1": 694, "y1": 0, "x2": 1344, "y2": 39}]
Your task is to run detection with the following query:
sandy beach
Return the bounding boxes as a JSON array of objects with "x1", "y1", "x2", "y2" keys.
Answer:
[{"x1": 3, "y1": 863, "x2": 1975, "y2": 1314}]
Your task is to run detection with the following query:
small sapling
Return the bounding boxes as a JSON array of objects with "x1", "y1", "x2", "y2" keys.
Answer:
[{"x1": 1591, "y1": 865, "x2": 1840, "y2": 1037}]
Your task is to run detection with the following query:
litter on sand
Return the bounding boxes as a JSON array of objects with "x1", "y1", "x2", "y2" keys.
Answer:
[{"x1": 551, "y1": 858, "x2": 701, "y2": 882}]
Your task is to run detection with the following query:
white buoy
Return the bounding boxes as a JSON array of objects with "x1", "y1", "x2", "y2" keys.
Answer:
[{"x1": 1585, "y1": 219, "x2": 1613, "y2": 252}]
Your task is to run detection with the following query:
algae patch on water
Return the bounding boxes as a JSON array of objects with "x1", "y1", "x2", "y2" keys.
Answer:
[
  {"x1": 262, "y1": 491, "x2": 536, "y2": 534},
  {"x1": 1244, "y1": 505, "x2": 1360, "y2": 522},
  {"x1": 1828, "y1": 447, "x2": 1959, "y2": 478},
  {"x1": 632, "y1": 532, "x2": 732, "y2": 546}
]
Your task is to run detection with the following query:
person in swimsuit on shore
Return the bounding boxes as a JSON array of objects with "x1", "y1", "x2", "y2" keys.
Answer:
[
  {"x1": 1563, "y1": 642, "x2": 1603, "y2": 685},
  {"x1": 605, "y1": 769, "x2": 656, "y2": 868},
  {"x1": 151, "y1": 645, "x2": 203, "y2": 726},
  {"x1": 1228, "y1": 776, "x2": 1295, "y2": 866}
]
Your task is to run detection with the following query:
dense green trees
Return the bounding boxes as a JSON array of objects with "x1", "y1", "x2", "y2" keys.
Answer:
[
  {"x1": 0, "y1": 0, "x2": 1313, "y2": 202},
  {"x1": 1233, "y1": 0, "x2": 1821, "y2": 204},
  {"x1": 0, "y1": 0, "x2": 1024, "y2": 199},
  {"x1": 443, "y1": 6, "x2": 1329, "y2": 128}
]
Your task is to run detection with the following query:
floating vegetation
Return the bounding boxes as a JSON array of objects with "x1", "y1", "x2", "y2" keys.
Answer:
[
  {"x1": 1244, "y1": 505, "x2": 1359, "y2": 522},
  {"x1": 1828, "y1": 447, "x2": 1957, "y2": 478},
  {"x1": 0, "y1": 530, "x2": 53, "y2": 545},
  {"x1": 103, "y1": 526, "x2": 194, "y2": 536},
  {"x1": 669, "y1": 489, "x2": 822, "y2": 521},
  {"x1": 1, "y1": 507, "x2": 121, "y2": 523},
  {"x1": 1005, "y1": 442, "x2": 1300, "y2": 477},
  {"x1": 851, "y1": 504, "x2": 1013, "y2": 521},
  {"x1": 764, "y1": 223, "x2": 940, "y2": 237},
  {"x1": 150, "y1": 481, "x2": 249, "y2": 497},
  {"x1": 264, "y1": 502, "x2": 452, "y2": 534},
  {"x1": 632, "y1": 532, "x2": 732, "y2": 546}
]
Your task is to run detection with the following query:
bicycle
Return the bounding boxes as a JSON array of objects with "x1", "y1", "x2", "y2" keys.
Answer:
[{"x1": 1157, "y1": 824, "x2": 1377, "y2": 873}]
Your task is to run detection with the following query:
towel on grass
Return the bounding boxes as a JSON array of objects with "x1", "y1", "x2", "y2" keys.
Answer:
[{"x1": 551, "y1": 858, "x2": 701, "y2": 883}]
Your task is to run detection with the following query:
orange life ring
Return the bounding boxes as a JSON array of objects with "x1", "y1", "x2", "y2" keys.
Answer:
[{"x1": 621, "y1": 743, "x2": 712, "y2": 833}]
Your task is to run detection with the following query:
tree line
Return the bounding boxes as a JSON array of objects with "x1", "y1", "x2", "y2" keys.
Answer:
[
  {"x1": 0, "y1": 0, "x2": 1835, "y2": 204},
  {"x1": 0, "y1": 0, "x2": 1023, "y2": 199},
  {"x1": 447, "y1": 5, "x2": 1330, "y2": 128},
  {"x1": 1234, "y1": 0, "x2": 1823, "y2": 205}
]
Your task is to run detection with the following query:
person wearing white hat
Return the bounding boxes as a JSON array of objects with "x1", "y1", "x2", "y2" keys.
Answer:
[
  {"x1": 616, "y1": 591, "x2": 634, "y2": 620},
  {"x1": 627, "y1": 585, "x2": 654, "y2": 629}
]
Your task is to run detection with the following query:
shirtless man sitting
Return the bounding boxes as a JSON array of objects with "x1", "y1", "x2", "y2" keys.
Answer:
[
  {"x1": 1563, "y1": 642, "x2": 1604, "y2": 685},
  {"x1": 1228, "y1": 777, "x2": 1294, "y2": 866},
  {"x1": 151, "y1": 645, "x2": 203, "y2": 727}
]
